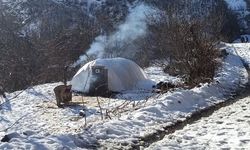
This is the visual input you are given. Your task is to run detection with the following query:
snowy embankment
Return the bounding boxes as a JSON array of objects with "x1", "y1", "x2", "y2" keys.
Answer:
[
  {"x1": 0, "y1": 44, "x2": 248, "y2": 149},
  {"x1": 147, "y1": 43, "x2": 250, "y2": 150},
  {"x1": 231, "y1": 43, "x2": 250, "y2": 67},
  {"x1": 147, "y1": 89, "x2": 250, "y2": 150},
  {"x1": 89, "y1": 43, "x2": 248, "y2": 148}
]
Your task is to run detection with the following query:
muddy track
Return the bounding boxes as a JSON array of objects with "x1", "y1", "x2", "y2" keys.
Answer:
[{"x1": 132, "y1": 69, "x2": 250, "y2": 149}]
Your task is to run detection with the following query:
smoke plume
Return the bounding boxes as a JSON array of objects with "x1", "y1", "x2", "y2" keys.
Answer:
[{"x1": 73, "y1": 3, "x2": 157, "y2": 67}]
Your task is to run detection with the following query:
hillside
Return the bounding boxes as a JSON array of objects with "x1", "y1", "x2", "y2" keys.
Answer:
[
  {"x1": 0, "y1": 42, "x2": 249, "y2": 149},
  {"x1": 0, "y1": 0, "x2": 243, "y2": 92},
  {"x1": 1, "y1": 0, "x2": 250, "y2": 149}
]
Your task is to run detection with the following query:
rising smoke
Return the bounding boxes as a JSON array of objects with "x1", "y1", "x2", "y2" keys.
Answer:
[{"x1": 73, "y1": 3, "x2": 158, "y2": 67}]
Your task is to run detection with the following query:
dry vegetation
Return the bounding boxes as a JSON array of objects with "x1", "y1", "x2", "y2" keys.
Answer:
[{"x1": 141, "y1": 0, "x2": 240, "y2": 86}]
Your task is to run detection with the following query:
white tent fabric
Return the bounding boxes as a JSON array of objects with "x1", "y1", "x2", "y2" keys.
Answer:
[{"x1": 71, "y1": 58, "x2": 153, "y2": 93}]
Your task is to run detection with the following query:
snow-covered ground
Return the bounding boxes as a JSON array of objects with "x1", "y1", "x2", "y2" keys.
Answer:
[
  {"x1": 231, "y1": 42, "x2": 250, "y2": 67},
  {"x1": 147, "y1": 94, "x2": 250, "y2": 150},
  {"x1": 0, "y1": 43, "x2": 249, "y2": 149},
  {"x1": 147, "y1": 42, "x2": 250, "y2": 150}
]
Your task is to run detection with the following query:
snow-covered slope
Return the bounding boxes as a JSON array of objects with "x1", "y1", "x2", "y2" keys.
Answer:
[
  {"x1": 147, "y1": 92, "x2": 250, "y2": 150},
  {"x1": 146, "y1": 43, "x2": 250, "y2": 150},
  {"x1": 0, "y1": 43, "x2": 248, "y2": 149},
  {"x1": 2, "y1": 0, "x2": 236, "y2": 37},
  {"x1": 1, "y1": 0, "x2": 129, "y2": 35},
  {"x1": 231, "y1": 42, "x2": 250, "y2": 67}
]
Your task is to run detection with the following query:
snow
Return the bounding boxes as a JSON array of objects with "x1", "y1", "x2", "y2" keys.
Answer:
[
  {"x1": 71, "y1": 57, "x2": 154, "y2": 93},
  {"x1": 147, "y1": 93, "x2": 250, "y2": 150},
  {"x1": 224, "y1": 0, "x2": 247, "y2": 11},
  {"x1": 231, "y1": 42, "x2": 250, "y2": 67},
  {"x1": 146, "y1": 42, "x2": 250, "y2": 150},
  {"x1": 0, "y1": 43, "x2": 249, "y2": 149}
]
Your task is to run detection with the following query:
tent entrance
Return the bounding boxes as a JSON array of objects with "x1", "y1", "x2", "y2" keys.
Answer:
[{"x1": 88, "y1": 66, "x2": 109, "y2": 96}]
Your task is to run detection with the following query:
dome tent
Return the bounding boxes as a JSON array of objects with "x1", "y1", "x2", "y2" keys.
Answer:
[{"x1": 71, "y1": 58, "x2": 153, "y2": 95}]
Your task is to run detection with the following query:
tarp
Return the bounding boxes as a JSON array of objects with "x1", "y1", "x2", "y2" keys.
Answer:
[{"x1": 71, "y1": 57, "x2": 153, "y2": 93}]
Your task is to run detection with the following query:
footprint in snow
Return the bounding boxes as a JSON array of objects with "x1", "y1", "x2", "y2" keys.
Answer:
[
  {"x1": 238, "y1": 132, "x2": 246, "y2": 137},
  {"x1": 247, "y1": 121, "x2": 250, "y2": 125},
  {"x1": 239, "y1": 139, "x2": 250, "y2": 145},
  {"x1": 215, "y1": 121, "x2": 224, "y2": 124},
  {"x1": 218, "y1": 140, "x2": 228, "y2": 145},
  {"x1": 242, "y1": 108, "x2": 247, "y2": 111},
  {"x1": 236, "y1": 119, "x2": 245, "y2": 122},
  {"x1": 217, "y1": 132, "x2": 226, "y2": 136},
  {"x1": 225, "y1": 122, "x2": 233, "y2": 125}
]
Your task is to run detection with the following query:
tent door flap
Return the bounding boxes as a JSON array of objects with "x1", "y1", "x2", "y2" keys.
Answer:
[{"x1": 89, "y1": 66, "x2": 108, "y2": 96}]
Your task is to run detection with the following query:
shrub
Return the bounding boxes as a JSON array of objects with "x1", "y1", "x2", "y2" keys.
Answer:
[{"x1": 145, "y1": 1, "x2": 232, "y2": 87}]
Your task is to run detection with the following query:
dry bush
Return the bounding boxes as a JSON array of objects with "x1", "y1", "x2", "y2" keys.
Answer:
[
  {"x1": 164, "y1": 19, "x2": 220, "y2": 86},
  {"x1": 144, "y1": 1, "x2": 235, "y2": 86}
]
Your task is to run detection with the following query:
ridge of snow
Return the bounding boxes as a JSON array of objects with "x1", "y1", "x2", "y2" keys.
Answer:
[{"x1": 147, "y1": 85, "x2": 250, "y2": 149}]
